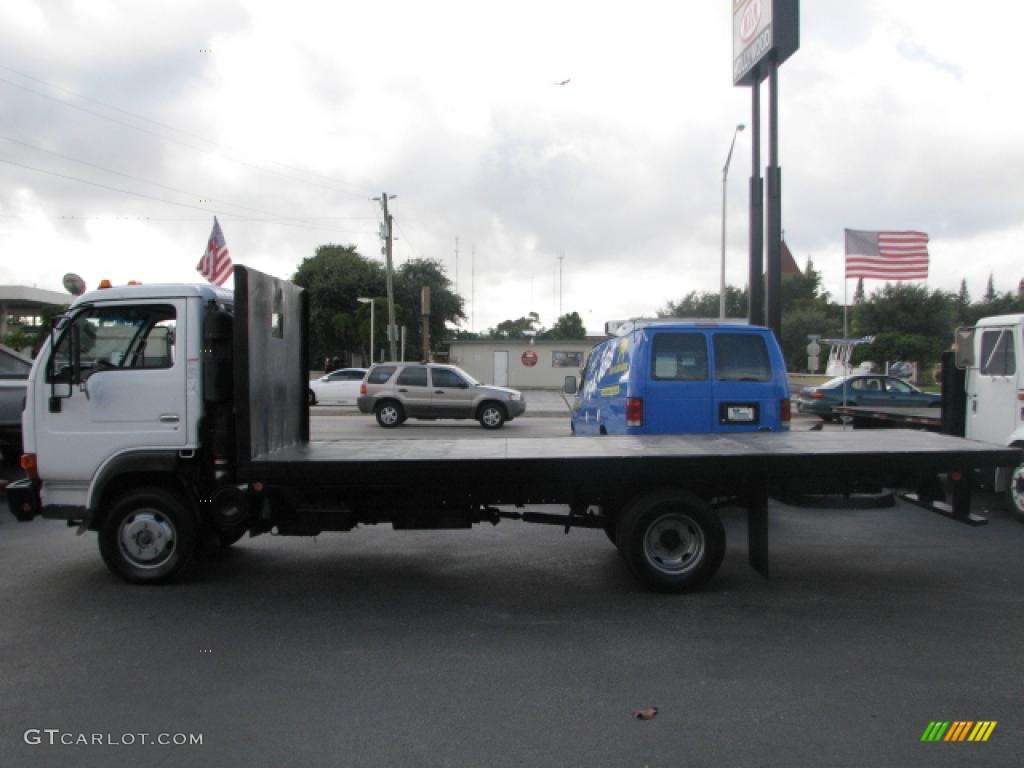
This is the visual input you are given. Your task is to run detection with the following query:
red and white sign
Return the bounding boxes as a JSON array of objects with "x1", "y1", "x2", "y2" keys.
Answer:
[{"x1": 521, "y1": 350, "x2": 538, "y2": 367}]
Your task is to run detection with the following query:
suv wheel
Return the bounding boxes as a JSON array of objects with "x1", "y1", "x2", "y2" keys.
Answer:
[
  {"x1": 478, "y1": 403, "x2": 506, "y2": 429},
  {"x1": 375, "y1": 401, "x2": 404, "y2": 428}
]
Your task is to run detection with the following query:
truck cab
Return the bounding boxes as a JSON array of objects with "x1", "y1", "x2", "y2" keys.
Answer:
[
  {"x1": 20, "y1": 282, "x2": 232, "y2": 517},
  {"x1": 959, "y1": 314, "x2": 1024, "y2": 517}
]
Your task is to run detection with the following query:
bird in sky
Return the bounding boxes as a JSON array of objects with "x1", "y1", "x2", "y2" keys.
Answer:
[{"x1": 554, "y1": 78, "x2": 571, "y2": 86}]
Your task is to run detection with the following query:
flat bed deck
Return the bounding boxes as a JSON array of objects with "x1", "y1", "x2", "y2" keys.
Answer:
[{"x1": 247, "y1": 430, "x2": 1018, "y2": 494}]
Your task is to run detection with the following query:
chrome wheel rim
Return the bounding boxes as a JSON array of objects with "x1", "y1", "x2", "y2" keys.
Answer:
[
  {"x1": 118, "y1": 509, "x2": 176, "y2": 569},
  {"x1": 643, "y1": 513, "x2": 705, "y2": 575},
  {"x1": 1010, "y1": 465, "x2": 1024, "y2": 513},
  {"x1": 379, "y1": 405, "x2": 399, "y2": 425},
  {"x1": 481, "y1": 407, "x2": 502, "y2": 427}
]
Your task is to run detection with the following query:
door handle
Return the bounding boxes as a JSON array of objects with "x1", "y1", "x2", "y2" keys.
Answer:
[
  {"x1": 398, "y1": 388, "x2": 408, "y2": 393},
  {"x1": 160, "y1": 414, "x2": 180, "y2": 423},
  {"x1": 435, "y1": 390, "x2": 445, "y2": 394}
]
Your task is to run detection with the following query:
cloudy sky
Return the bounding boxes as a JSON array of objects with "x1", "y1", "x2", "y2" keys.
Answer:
[{"x1": 0, "y1": 0, "x2": 1020, "y2": 334}]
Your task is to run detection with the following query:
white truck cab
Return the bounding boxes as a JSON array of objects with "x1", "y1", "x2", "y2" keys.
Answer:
[
  {"x1": 23, "y1": 282, "x2": 232, "y2": 513},
  {"x1": 957, "y1": 314, "x2": 1024, "y2": 516}
]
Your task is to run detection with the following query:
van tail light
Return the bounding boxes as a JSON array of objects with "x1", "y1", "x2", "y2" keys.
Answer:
[
  {"x1": 20, "y1": 453, "x2": 39, "y2": 481},
  {"x1": 359, "y1": 382, "x2": 367, "y2": 395},
  {"x1": 626, "y1": 397, "x2": 643, "y2": 428},
  {"x1": 810, "y1": 391, "x2": 824, "y2": 399},
  {"x1": 780, "y1": 398, "x2": 791, "y2": 427}
]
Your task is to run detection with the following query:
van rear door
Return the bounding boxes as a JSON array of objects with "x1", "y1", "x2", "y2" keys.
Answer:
[
  {"x1": 643, "y1": 331, "x2": 713, "y2": 432},
  {"x1": 710, "y1": 330, "x2": 783, "y2": 432}
]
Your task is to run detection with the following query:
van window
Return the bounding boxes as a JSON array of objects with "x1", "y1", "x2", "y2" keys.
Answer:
[
  {"x1": 396, "y1": 366, "x2": 428, "y2": 386},
  {"x1": 979, "y1": 329, "x2": 1015, "y2": 376},
  {"x1": 713, "y1": 333, "x2": 771, "y2": 382},
  {"x1": 651, "y1": 333, "x2": 708, "y2": 381}
]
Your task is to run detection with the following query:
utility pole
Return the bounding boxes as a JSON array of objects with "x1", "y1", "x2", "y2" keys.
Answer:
[
  {"x1": 558, "y1": 253, "x2": 564, "y2": 317},
  {"x1": 374, "y1": 193, "x2": 399, "y2": 361},
  {"x1": 420, "y1": 286, "x2": 431, "y2": 362},
  {"x1": 454, "y1": 236, "x2": 459, "y2": 302},
  {"x1": 471, "y1": 245, "x2": 476, "y2": 332}
]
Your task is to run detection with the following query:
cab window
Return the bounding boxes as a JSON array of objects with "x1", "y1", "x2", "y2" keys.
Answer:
[
  {"x1": 49, "y1": 304, "x2": 176, "y2": 382},
  {"x1": 979, "y1": 329, "x2": 1016, "y2": 376}
]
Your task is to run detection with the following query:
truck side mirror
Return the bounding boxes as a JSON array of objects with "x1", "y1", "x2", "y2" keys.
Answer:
[
  {"x1": 563, "y1": 375, "x2": 577, "y2": 395},
  {"x1": 954, "y1": 327, "x2": 975, "y2": 369}
]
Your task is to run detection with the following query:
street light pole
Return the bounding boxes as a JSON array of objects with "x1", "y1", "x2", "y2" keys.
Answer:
[
  {"x1": 357, "y1": 297, "x2": 374, "y2": 365},
  {"x1": 720, "y1": 123, "x2": 745, "y2": 319}
]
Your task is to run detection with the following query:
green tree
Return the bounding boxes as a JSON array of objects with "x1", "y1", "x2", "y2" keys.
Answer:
[
  {"x1": 853, "y1": 278, "x2": 865, "y2": 304},
  {"x1": 851, "y1": 283, "x2": 954, "y2": 370},
  {"x1": 984, "y1": 273, "x2": 996, "y2": 303},
  {"x1": 659, "y1": 286, "x2": 748, "y2": 318},
  {"x1": 293, "y1": 244, "x2": 384, "y2": 367},
  {"x1": 393, "y1": 258, "x2": 465, "y2": 358},
  {"x1": 540, "y1": 312, "x2": 586, "y2": 340},
  {"x1": 488, "y1": 312, "x2": 542, "y2": 339}
]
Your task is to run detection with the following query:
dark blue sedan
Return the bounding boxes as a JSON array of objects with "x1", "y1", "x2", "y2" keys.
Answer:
[{"x1": 796, "y1": 374, "x2": 941, "y2": 421}]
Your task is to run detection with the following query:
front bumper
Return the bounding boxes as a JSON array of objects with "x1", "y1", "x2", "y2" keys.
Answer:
[
  {"x1": 7, "y1": 478, "x2": 41, "y2": 521},
  {"x1": 506, "y1": 399, "x2": 527, "y2": 419}
]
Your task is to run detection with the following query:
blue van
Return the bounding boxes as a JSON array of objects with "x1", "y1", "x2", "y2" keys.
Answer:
[{"x1": 567, "y1": 320, "x2": 790, "y2": 435}]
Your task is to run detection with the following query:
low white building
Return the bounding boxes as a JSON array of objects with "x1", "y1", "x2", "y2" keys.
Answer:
[{"x1": 446, "y1": 337, "x2": 604, "y2": 389}]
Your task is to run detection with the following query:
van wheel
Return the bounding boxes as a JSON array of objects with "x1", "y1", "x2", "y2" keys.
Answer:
[
  {"x1": 478, "y1": 403, "x2": 506, "y2": 429},
  {"x1": 376, "y1": 401, "x2": 404, "y2": 428},
  {"x1": 1007, "y1": 459, "x2": 1024, "y2": 522},
  {"x1": 98, "y1": 487, "x2": 197, "y2": 584},
  {"x1": 616, "y1": 490, "x2": 725, "y2": 592}
]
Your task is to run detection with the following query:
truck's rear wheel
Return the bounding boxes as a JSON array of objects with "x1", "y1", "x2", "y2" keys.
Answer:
[
  {"x1": 98, "y1": 487, "x2": 197, "y2": 584},
  {"x1": 616, "y1": 490, "x2": 725, "y2": 592},
  {"x1": 1007, "y1": 460, "x2": 1024, "y2": 522}
]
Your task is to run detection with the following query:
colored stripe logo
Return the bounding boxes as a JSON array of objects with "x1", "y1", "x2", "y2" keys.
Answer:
[{"x1": 921, "y1": 721, "x2": 997, "y2": 742}]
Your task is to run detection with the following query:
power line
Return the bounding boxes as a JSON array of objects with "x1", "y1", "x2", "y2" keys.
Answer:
[
  {"x1": 0, "y1": 134, "x2": 361, "y2": 228},
  {"x1": 0, "y1": 157, "x2": 373, "y2": 236},
  {"x1": 0, "y1": 73, "x2": 373, "y2": 199}
]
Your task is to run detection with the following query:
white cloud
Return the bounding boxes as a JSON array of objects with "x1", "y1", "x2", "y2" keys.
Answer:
[{"x1": 0, "y1": 0, "x2": 1020, "y2": 334}]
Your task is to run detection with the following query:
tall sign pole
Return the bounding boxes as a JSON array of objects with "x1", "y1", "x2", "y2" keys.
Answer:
[{"x1": 732, "y1": 0, "x2": 799, "y2": 339}]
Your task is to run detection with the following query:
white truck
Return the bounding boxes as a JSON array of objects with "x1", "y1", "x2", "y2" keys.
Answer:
[
  {"x1": 7, "y1": 267, "x2": 1019, "y2": 591},
  {"x1": 832, "y1": 313, "x2": 1024, "y2": 520}
]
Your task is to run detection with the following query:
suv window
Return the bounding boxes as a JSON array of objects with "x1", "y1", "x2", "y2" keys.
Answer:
[
  {"x1": 713, "y1": 333, "x2": 771, "y2": 382},
  {"x1": 368, "y1": 366, "x2": 396, "y2": 384},
  {"x1": 328, "y1": 370, "x2": 364, "y2": 381},
  {"x1": 431, "y1": 368, "x2": 466, "y2": 388},
  {"x1": 651, "y1": 332, "x2": 708, "y2": 381},
  {"x1": 396, "y1": 366, "x2": 428, "y2": 386}
]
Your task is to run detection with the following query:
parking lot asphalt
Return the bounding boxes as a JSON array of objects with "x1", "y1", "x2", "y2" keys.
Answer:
[{"x1": 1, "y1": 414, "x2": 1022, "y2": 767}]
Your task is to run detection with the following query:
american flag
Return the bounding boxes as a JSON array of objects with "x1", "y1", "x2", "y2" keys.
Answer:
[
  {"x1": 844, "y1": 229, "x2": 929, "y2": 280},
  {"x1": 196, "y1": 217, "x2": 234, "y2": 286}
]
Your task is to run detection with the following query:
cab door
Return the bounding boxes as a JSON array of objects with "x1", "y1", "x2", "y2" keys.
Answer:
[
  {"x1": 34, "y1": 301, "x2": 188, "y2": 489},
  {"x1": 966, "y1": 326, "x2": 1017, "y2": 445}
]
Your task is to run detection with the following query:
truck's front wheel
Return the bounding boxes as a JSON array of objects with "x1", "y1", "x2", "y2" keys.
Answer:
[
  {"x1": 616, "y1": 490, "x2": 725, "y2": 593},
  {"x1": 1007, "y1": 459, "x2": 1024, "y2": 522},
  {"x1": 98, "y1": 487, "x2": 197, "y2": 584}
]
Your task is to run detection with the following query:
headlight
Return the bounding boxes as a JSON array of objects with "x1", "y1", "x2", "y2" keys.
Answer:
[{"x1": 507, "y1": 393, "x2": 521, "y2": 401}]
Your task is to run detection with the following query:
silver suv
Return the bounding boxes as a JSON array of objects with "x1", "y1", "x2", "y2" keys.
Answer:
[{"x1": 357, "y1": 363, "x2": 526, "y2": 429}]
